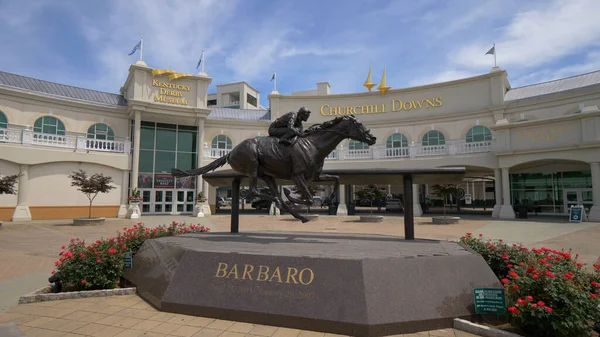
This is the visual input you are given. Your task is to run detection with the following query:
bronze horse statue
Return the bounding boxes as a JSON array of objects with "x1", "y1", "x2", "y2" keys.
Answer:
[{"x1": 171, "y1": 115, "x2": 377, "y2": 222}]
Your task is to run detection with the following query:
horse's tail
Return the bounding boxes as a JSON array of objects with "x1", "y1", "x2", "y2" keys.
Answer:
[{"x1": 171, "y1": 154, "x2": 229, "y2": 177}]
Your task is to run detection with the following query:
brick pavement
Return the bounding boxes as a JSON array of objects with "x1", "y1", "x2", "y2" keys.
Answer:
[{"x1": 0, "y1": 294, "x2": 480, "y2": 337}]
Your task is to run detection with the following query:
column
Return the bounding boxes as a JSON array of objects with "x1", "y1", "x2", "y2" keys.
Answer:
[
  {"x1": 117, "y1": 170, "x2": 129, "y2": 218},
  {"x1": 492, "y1": 169, "x2": 502, "y2": 217},
  {"x1": 471, "y1": 180, "x2": 476, "y2": 209},
  {"x1": 12, "y1": 164, "x2": 32, "y2": 221},
  {"x1": 588, "y1": 162, "x2": 600, "y2": 221},
  {"x1": 196, "y1": 118, "x2": 205, "y2": 194},
  {"x1": 208, "y1": 183, "x2": 218, "y2": 215},
  {"x1": 412, "y1": 184, "x2": 422, "y2": 216},
  {"x1": 195, "y1": 118, "x2": 211, "y2": 217},
  {"x1": 482, "y1": 180, "x2": 487, "y2": 211},
  {"x1": 403, "y1": 175, "x2": 415, "y2": 240},
  {"x1": 131, "y1": 111, "x2": 142, "y2": 189},
  {"x1": 336, "y1": 184, "x2": 348, "y2": 215},
  {"x1": 499, "y1": 167, "x2": 515, "y2": 219}
]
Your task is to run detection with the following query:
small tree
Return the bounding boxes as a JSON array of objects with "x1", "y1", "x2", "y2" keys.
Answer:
[
  {"x1": 0, "y1": 174, "x2": 19, "y2": 195},
  {"x1": 69, "y1": 170, "x2": 115, "y2": 218},
  {"x1": 430, "y1": 184, "x2": 458, "y2": 216},
  {"x1": 355, "y1": 184, "x2": 386, "y2": 215}
]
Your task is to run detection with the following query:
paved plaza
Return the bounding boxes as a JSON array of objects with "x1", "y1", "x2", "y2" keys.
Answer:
[{"x1": 0, "y1": 213, "x2": 598, "y2": 336}]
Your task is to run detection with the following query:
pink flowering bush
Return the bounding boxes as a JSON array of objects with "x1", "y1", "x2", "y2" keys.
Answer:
[
  {"x1": 460, "y1": 233, "x2": 600, "y2": 337},
  {"x1": 52, "y1": 221, "x2": 209, "y2": 291}
]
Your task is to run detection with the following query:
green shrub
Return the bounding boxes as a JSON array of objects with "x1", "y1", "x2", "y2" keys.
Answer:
[
  {"x1": 53, "y1": 221, "x2": 210, "y2": 291},
  {"x1": 460, "y1": 233, "x2": 600, "y2": 337}
]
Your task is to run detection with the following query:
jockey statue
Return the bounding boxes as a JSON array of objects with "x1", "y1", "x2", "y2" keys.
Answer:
[{"x1": 268, "y1": 106, "x2": 312, "y2": 145}]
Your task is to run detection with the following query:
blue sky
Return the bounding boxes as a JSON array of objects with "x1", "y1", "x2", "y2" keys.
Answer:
[{"x1": 1, "y1": 0, "x2": 600, "y2": 105}]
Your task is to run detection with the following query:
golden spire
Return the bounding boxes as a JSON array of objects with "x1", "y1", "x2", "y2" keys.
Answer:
[
  {"x1": 363, "y1": 66, "x2": 376, "y2": 92},
  {"x1": 377, "y1": 66, "x2": 391, "y2": 95}
]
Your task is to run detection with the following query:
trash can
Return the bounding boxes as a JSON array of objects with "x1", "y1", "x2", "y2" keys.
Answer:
[
  {"x1": 518, "y1": 205, "x2": 528, "y2": 219},
  {"x1": 328, "y1": 203, "x2": 339, "y2": 215},
  {"x1": 347, "y1": 204, "x2": 356, "y2": 215}
]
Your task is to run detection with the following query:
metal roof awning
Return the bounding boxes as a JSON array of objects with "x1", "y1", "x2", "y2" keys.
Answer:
[{"x1": 202, "y1": 167, "x2": 466, "y2": 187}]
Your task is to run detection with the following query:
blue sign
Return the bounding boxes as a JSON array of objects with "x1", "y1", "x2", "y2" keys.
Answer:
[{"x1": 569, "y1": 206, "x2": 584, "y2": 223}]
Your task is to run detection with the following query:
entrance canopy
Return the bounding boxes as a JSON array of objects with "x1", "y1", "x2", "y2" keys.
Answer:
[{"x1": 202, "y1": 167, "x2": 467, "y2": 187}]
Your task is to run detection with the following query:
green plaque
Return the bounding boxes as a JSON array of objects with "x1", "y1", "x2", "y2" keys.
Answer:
[
  {"x1": 473, "y1": 288, "x2": 506, "y2": 315},
  {"x1": 124, "y1": 252, "x2": 133, "y2": 269}
]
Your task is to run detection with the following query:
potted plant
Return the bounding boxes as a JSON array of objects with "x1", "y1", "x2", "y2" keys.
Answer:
[
  {"x1": 195, "y1": 191, "x2": 207, "y2": 203},
  {"x1": 128, "y1": 187, "x2": 142, "y2": 203}
]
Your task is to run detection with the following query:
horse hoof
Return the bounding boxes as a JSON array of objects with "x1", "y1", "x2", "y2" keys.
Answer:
[{"x1": 301, "y1": 218, "x2": 310, "y2": 223}]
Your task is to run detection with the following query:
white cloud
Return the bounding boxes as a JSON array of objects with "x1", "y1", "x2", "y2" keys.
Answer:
[
  {"x1": 74, "y1": 0, "x2": 239, "y2": 91},
  {"x1": 279, "y1": 47, "x2": 361, "y2": 58},
  {"x1": 409, "y1": 70, "x2": 481, "y2": 87},
  {"x1": 511, "y1": 51, "x2": 600, "y2": 86},
  {"x1": 451, "y1": 0, "x2": 600, "y2": 70}
]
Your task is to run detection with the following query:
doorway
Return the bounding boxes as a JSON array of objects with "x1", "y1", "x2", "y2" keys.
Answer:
[
  {"x1": 563, "y1": 188, "x2": 593, "y2": 215},
  {"x1": 139, "y1": 188, "x2": 196, "y2": 215}
]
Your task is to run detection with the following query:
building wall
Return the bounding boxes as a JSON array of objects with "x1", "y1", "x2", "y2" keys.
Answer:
[{"x1": 27, "y1": 162, "x2": 123, "y2": 219}]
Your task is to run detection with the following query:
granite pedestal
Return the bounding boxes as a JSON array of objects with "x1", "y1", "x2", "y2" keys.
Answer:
[{"x1": 124, "y1": 232, "x2": 502, "y2": 337}]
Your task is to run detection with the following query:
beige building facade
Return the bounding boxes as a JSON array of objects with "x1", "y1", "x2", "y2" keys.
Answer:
[{"x1": 1, "y1": 62, "x2": 599, "y2": 221}]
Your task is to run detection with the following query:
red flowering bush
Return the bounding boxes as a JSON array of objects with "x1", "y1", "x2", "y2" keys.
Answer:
[
  {"x1": 52, "y1": 221, "x2": 209, "y2": 291},
  {"x1": 460, "y1": 233, "x2": 600, "y2": 337}
]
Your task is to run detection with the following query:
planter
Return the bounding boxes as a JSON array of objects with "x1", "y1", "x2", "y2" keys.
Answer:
[
  {"x1": 73, "y1": 217, "x2": 106, "y2": 226},
  {"x1": 18, "y1": 285, "x2": 136, "y2": 304},
  {"x1": 360, "y1": 215, "x2": 384, "y2": 223},
  {"x1": 127, "y1": 202, "x2": 141, "y2": 219},
  {"x1": 432, "y1": 216, "x2": 460, "y2": 225}
]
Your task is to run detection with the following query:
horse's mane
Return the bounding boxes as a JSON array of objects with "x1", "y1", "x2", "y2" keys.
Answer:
[{"x1": 304, "y1": 115, "x2": 354, "y2": 134}]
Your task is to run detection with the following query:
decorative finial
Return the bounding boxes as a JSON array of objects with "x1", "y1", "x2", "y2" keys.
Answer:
[
  {"x1": 363, "y1": 66, "x2": 376, "y2": 92},
  {"x1": 377, "y1": 66, "x2": 391, "y2": 95}
]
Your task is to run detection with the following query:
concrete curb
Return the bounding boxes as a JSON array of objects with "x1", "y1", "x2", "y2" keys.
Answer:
[
  {"x1": 18, "y1": 286, "x2": 136, "y2": 304},
  {"x1": 454, "y1": 318, "x2": 523, "y2": 337}
]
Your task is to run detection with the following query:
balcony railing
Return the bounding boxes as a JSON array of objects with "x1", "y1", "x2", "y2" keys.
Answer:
[
  {"x1": 205, "y1": 148, "x2": 232, "y2": 158},
  {"x1": 324, "y1": 139, "x2": 494, "y2": 161},
  {"x1": 0, "y1": 128, "x2": 131, "y2": 154},
  {"x1": 202, "y1": 139, "x2": 495, "y2": 160}
]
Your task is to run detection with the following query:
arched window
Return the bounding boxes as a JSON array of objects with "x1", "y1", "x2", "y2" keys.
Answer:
[
  {"x1": 33, "y1": 116, "x2": 65, "y2": 135},
  {"x1": 466, "y1": 126, "x2": 492, "y2": 143},
  {"x1": 349, "y1": 139, "x2": 369, "y2": 150},
  {"x1": 385, "y1": 133, "x2": 409, "y2": 157},
  {"x1": 422, "y1": 130, "x2": 446, "y2": 146},
  {"x1": 211, "y1": 135, "x2": 233, "y2": 150},
  {"x1": 0, "y1": 111, "x2": 7, "y2": 128},
  {"x1": 87, "y1": 123, "x2": 115, "y2": 140},
  {"x1": 386, "y1": 133, "x2": 409, "y2": 148}
]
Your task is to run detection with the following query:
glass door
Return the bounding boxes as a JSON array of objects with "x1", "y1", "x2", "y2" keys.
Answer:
[
  {"x1": 140, "y1": 189, "x2": 152, "y2": 213},
  {"x1": 176, "y1": 190, "x2": 196, "y2": 214},
  {"x1": 153, "y1": 189, "x2": 174, "y2": 214},
  {"x1": 581, "y1": 189, "x2": 593, "y2": 214},
  {"x1": 563, "y1": 189, "x2": 593, "y2": 215}
]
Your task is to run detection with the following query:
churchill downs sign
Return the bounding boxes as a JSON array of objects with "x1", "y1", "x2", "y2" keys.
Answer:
[{"x1": 320, "y1": 97, "x2": 443, "y2": 116}]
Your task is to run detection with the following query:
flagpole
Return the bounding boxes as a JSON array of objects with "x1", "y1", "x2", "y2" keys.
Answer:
[
  {"x1": 201, "y1": 49, "x2": 205, "y2": 73},
  {"x1": 274, "y1": 72, "x2": 277, "y2": 92},
  {"x1": 493, "y1": 43, "x2": 497, "y2": 67},
  {"x1": 140, "y1": 36, "x2": 144, "y2": 62}
]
